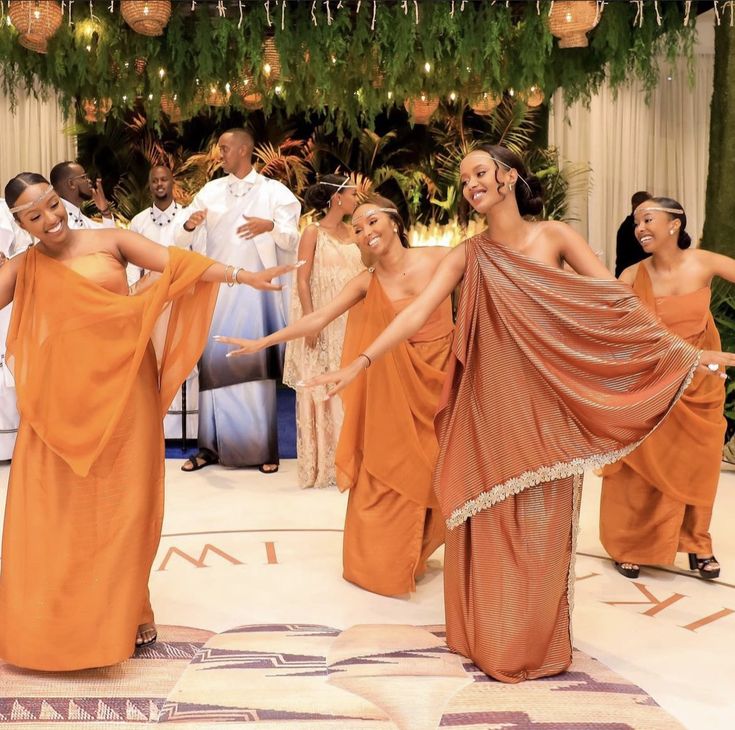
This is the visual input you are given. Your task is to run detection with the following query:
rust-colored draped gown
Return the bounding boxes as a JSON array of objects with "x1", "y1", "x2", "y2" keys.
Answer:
[
  {"x1": 0, "y1": 246, "x2": 218, "y2": 671},
  {"x1": 600, "y1": 265, "x2": 725, "y2": 564},
  {"x1": 437, "y1": 234, "x2": 700, "y2": 683},
  {"x1": 336, "y1": 274, "x2": 452, "y2": 596}
]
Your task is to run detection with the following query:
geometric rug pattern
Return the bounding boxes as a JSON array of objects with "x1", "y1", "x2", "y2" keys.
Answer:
[{"x1": 0, "y1": 623, "x2": 684, "y2": 729}]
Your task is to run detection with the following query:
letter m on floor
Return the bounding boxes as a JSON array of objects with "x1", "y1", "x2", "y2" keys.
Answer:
[{"x1": 156, "y1": 544, "x2": 243, "y2": 571}]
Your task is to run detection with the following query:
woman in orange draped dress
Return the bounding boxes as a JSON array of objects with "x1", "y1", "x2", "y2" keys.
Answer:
[
  {"x1": 601, "y1": 197, "x2": 731, "y2": 581},
  {"x1": 0, "y1": 173, "x2": 293, "y2": 671},
  {"x1": 219, "y1": 194, "x2": 452, "y2": 596},
  {"x1": 308, "y1": 146, "x2": 734, "y2": 683}
]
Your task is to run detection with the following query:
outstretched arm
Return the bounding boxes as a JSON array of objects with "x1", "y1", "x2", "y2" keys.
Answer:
[
  {"x1": 216, "y1": 270, "x2": 372, "y2": 357},
  {"x1": 307, "y1": 243, "x2": 466, "y2": 397},
  {"x1": 115, "y1": 229, "x2": 295, "y2": 290}
]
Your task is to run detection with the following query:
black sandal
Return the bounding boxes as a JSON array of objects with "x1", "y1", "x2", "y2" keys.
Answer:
[
  {"x1": 181, "y1": 449, "x2": 218, "y2": 472},
  {"x1": 614, "y1": 561, "x2": 640, "y2": 579},
  {"x1": 688, "y1": 553, "x2": 720, "y2": 580},
  {"x1": 258, "y1": 463, "x2": 279, "y2": 474}
]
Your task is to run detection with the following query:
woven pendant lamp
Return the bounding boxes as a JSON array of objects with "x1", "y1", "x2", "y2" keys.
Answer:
[
  {"x1": 547, "y1": 1, "x2": 600, "y2": 49},
  {"x1": 470, "y1": 92, "x2": 502, "y2": 117},
  {"x1": 121, "y1": 0, "x2": 172, "y2": 37},
  {"x1": 9, "y1": 0, "x2": 63, "y2": 54},
  {"x1": 404, "y1": 94, "x2": 439, "y2": 125}
]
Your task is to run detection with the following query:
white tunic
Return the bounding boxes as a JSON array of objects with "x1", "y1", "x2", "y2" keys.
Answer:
[
  {"x1": 174, "y1": 170, "x2": 301, "y2": 466},
  {"x1": 174, "y1": 170, "x2": 300, "y2": 320}
]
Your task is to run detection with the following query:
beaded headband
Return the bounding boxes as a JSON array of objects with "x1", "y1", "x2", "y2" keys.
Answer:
[
  {"x1": 320, "y1": 180, "x2": 357, "y2": 197},
  {"x1": 351, "y1": 207, "x2": 397, "y2": 225},
  {"x1": 471, "y1": 151, "x2": 534, "y2": 195},
  {"x1": 635, "y1": 205, "x2": 685, "y2": 216},
  {"x1": 8, "y1": 184, "x2": 54, "y2": 213}
]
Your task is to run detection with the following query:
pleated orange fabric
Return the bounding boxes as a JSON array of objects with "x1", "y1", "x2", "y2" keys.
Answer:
[
  {"x1": 336, "y1": 274, "x2": 452, "y2": 595},
  {"x1": 0, "y1": 246, "x2": 218, "y2": 670},
  {"x1": 600, "y1": 264, "x2": 726, "y2": 564},
  {"x1": 437, "y1": 234, "x2": 701, "y2": 682}
]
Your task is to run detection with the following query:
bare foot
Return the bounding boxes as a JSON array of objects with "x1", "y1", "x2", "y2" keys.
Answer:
[{"x1": 136, "y1": 622, "x2": 157, "y2": 647}]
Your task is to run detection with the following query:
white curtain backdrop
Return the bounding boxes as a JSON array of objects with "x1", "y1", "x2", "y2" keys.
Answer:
[
  {"x1": 549, "y1": 11, "x2": 715, "y2": 269},
  {"x1": 0, "y1": 90, "x2": 75, "y2": 193}
]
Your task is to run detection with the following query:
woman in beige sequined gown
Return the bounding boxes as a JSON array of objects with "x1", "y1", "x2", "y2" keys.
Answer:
[
  {"x1": 283, "y1": 177, "x2": 364, "y2": 488},
  {"x1": 306, "y1": 146, "x2": 733, "y2": 683}
]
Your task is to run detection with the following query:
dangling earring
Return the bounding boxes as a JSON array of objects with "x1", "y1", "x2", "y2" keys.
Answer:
[
  {"x1": 508, "y1": 182, "x2": 515, "y2": 192},
  {"x1": 338, "y1": 198, "x2": 342, "y2": 206}
]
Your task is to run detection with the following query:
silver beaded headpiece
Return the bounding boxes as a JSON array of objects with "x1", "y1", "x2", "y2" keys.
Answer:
[{"x1": 8, "y1": 184, "x2": 55, "y2": 213}]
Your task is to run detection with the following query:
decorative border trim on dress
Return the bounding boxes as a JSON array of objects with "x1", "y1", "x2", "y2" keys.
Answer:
[
  {"x1": 445, "y1": 349, "x2": 701, "y2": 530},
  {"x1": 567, "y1": 472, "x2": 583, "y2": 649}
]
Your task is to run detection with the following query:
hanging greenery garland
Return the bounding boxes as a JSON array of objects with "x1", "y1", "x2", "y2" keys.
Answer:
[{"x1": 0, "y1": 0, "x2": 696, "y2": 133}]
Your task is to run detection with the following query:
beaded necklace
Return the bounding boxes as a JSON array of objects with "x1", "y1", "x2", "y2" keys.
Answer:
[{"x1": 150, "y1": 202, "x2": 178, "y2": 227}]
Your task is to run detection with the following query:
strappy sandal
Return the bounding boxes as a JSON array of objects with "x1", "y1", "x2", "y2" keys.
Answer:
[
  {"x1": 258, "y1": 463, "x2": 279, "y2": 474},
  {"x1": 688, "y1": 553, "x2": 720, "y2": 580},
  {"x1": 614, "y1": 561, "x2": 640, "y2": 579},
  {"x1": 181, "y1": 448, "x2": 218, "y2": 472}
]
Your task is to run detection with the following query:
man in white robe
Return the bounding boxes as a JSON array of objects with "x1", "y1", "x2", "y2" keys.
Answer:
[
  {"x1": 0, "y1": 201, "x2": 32, "y2": 460},
  {"x1": 49, "y1": 161, "x2": 116, "y2": 231},
  {"x1": 175, "y1": 128, "x2": 300, "y2": 472},
  {"x1": 129, "y1": 165, "x2": 199, "y2": 442}
]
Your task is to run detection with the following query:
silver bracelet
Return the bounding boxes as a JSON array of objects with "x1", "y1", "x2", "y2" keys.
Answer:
[{"x1": 232, "y1": 267, "x2": 245, "y2": 285}]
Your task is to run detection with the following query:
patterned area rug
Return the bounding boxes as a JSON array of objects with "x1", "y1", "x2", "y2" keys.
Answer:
[{"x1": 0, "y1": 623, "x2": 683, "y2": 729}]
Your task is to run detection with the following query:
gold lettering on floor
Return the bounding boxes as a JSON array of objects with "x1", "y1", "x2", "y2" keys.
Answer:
[
  {"x1": 604, "y1": 582, "x2": 687, "y2": 616},
  {"x1": 156, "y1": 544, "x2": 245, "y2": 571},
  {"x1": 680, "y1": 608, "x2": 735, "y2": 633}
]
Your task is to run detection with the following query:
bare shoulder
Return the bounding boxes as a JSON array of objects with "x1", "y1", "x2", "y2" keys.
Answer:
[
  {"x1": 536, "y1": 219, "x2": 577, "y2": 241},
  {"x1": 300, "y1": 223, "x2": 319, "y2": 239},
  {"x1": 351, "y1": 267, "x2": 373, "y2": 291},
  {"x1": 413, "y1": 245, "x2": 452, "y2": 261},
  {"x1": 618, "y1": 261, "x2": 640, "y2": 285},
  {"x1": 5, "y1": 248, "x2": 28, "y2": 271}
]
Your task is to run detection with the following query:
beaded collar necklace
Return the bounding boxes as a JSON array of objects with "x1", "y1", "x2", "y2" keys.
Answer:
[{"x1": 150, "y1": 202, "x2": 178, "y2": 227}]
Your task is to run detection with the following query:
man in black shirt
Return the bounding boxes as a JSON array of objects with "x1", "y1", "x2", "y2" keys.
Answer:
[{"x1": 614, "y1": 190, "x2": 651, "y2": 277}]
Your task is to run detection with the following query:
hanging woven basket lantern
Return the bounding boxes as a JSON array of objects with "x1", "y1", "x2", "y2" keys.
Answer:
[
  {"x1": 547, "y1": 1, "x2": 600, "y2": 49},
  {"x1": 404, "y1": 94, "x2": 439, "y2": 125},
  {"x1": 241, "y1": 92, "x2": 264, "y2": 111},
  {"x1": 9, "y1": 0, "x2": 63, "y2": 54},
  {"x1": 470, "y1": 92, "x2": 501, "y2": 117},
  {"x1": 121, "y1": 0, "x2": 172, "y2": 37},
  {"x1": 199, "y1": 84, "x2": 229, "y2": 108},
  {"x1": 81, "y1": 97, "x2": 112, "y2": 123},
  {"x1": 160, "y1": 94, "x2": 183, "y2": 123},
  {"x1": 233, "y1": 76, "x2": 263, "y2": 110},
  {"x1": 262, "y1": 37, "x2": 281, "y2": 83},
  {"x1": 521, "y1": 86, "x2": 545, "y2": 108}
]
